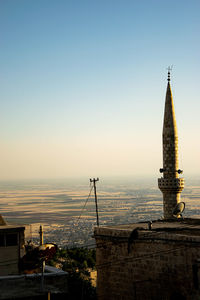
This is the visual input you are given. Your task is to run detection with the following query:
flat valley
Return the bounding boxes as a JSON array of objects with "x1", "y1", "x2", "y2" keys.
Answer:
[{"x1": 0, "y1": 177, "x2": 199, "y2": 247}]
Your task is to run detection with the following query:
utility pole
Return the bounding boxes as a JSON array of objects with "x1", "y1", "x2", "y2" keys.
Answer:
[
  {"x1": 39, "y1": 225, "x2": 43, "y2": 246},
  {"x1": 90, "y1": 178, "x2": 99, "y2": 226},
  {"x1": 39, "y1": 225, "x2": 45, "y2": 292},
  {"x1": 41, "y1": 259, "x2": 45, "y2": 292}
]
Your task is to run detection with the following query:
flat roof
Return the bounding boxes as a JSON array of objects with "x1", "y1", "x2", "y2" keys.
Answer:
[
  {"x1": 0, "y1": 266, "x2": 68, "y2": 299},
  {"x1": 0, "y1": 224, "x2": 25, "y2": 232},
  {"x1": 105, "y1": 218, "x2": 200, "y2": 229},
  {"x1": 94, "y1": 218, "x2": 200, "y2": 239}
]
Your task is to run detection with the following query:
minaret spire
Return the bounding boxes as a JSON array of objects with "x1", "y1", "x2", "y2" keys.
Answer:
[{"x1": 158, "y1": 71, "x2": 184, "y2": 219}]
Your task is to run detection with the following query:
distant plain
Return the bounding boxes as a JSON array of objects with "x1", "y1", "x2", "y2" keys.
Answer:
[{"x1": 0, "y1": 177, "x2": 200, "y2": 247}]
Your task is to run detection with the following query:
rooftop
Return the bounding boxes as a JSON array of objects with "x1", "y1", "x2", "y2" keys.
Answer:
[
  {"x1": 0, "y1": 266, "x2": 68, "y2": 299},
  {"x1": 94, "y1": 218, "x2": 200, "y2": 241},
  {"x1": 0, "y1": 224, "x2": 25, "y2": 232},
  {"x1": 0, "y1": 214, "x2": 25, "y2": 232}
]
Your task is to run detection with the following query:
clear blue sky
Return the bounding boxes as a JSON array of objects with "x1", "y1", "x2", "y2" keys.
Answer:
[{"x1": 0, "y1": 0, "x2": 199, "y2": 180}]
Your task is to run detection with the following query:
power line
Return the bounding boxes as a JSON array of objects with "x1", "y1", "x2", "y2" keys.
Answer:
[
  {"x1": 56, "y1": 240, "x2": 197, "y2": 274},
  {"x1": 95, "y1": 244, "x2": 191, "y2": 269},
  {"x1": 76, "y1": 185, "x2": 94, "y2": 224},
  {"x1": 65, "y1": 225, "x2": 200, "y2": 253},
  {"x1": 66, "y1": 218, "x2": 200, "y2": 249},
  {"x1": 66, "y1": 185, "x2": 94, "y2": 245}
]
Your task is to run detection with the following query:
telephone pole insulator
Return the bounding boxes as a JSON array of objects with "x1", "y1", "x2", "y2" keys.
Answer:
[{"x1": 90, "y1": 178, "x2": 100, "y2": 226}]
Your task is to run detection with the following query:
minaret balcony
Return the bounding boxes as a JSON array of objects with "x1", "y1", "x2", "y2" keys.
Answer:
[{"x1": 158, "y1": 177, "x2": 184, "y2": 192}]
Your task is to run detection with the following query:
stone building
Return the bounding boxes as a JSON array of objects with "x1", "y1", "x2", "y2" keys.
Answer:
[
  {"x1": 0, "y1": 214, "x2": 25, "y2": 275},
  {"x1": 0, "y1": 217, "x2": 68, "y2": 299},
  {"x1": 94, "y1": 72, "x2": 200, "y2": 300}
]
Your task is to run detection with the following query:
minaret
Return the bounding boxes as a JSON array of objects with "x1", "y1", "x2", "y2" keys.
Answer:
[{"x1": 158, "y1": 70, "x2": 184, "y2": 218}]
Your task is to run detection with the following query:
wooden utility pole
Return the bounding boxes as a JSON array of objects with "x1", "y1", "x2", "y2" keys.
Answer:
[{"x1": 90, "y1": 178, "x2": 99, "y2": 226}]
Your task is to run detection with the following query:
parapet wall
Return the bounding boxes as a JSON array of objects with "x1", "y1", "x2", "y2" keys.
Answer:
[
  {"x1": 94, "y1": 222, "x2": 200, "y2": 300},
  {"x1": 0, "y1": 266, "x2": 68, "y2": 299}
]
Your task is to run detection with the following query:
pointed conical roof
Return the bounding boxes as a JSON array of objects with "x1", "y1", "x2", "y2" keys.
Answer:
[{"x1": 163, "y1": 76, "x2": 178, "y2": 137}]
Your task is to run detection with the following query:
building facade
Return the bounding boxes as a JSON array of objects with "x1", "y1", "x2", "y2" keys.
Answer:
[
  {"x1": 95, "y1": 220, "x2": 200, "y2": 300},
  {"x1": 0, "y1": 215, "x2": 25, "y2": 275},
  {"x1": 94, "y1": 73, "x2": 199, "y2": 299}
]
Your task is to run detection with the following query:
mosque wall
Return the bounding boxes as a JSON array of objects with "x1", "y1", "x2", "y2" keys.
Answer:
[{"x1": 95, "y1": 228, "x2": 200, "y2": 300}]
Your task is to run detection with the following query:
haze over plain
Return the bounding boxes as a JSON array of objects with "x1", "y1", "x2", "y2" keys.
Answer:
[{"x1": 0, "y1": 0, "x2": 199, "y2": 180}]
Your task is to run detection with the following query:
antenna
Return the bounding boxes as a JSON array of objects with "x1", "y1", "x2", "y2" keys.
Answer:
[
  {"x1": 172, "y1": 202, "x2": 185, "y2": 218},
  {"x1": 90, "y1": 178, "x2": 100, "y2": 226}
]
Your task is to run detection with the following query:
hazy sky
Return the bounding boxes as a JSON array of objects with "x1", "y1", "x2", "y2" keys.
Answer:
[{"x1": 0, "y1": 0, "x2": 199, "y2": 180}]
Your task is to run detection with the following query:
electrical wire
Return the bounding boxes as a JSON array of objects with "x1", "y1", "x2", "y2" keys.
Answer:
[
  {"x1": 66, "y1": 185, "x2": 94, "y2": 246},
  {"x1": 66, "y1": 218, "x2": 200, "y2": 250},
  {"x1": 76, "y1": 185, "x2": 94, "y2": 225},
  {"x1": 65, "y1": 224, "x2": 200, "y2": 253},
  {"x1": 54, "y1": 238, "x2": 199, "y2": 275},
  {"x1": 95, "y1": 244, "x2": 192, "y2": 269}
]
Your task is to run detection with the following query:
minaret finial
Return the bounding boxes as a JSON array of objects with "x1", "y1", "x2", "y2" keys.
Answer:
[{"x1": 167, "y1": 65, "x2": 173, "y2": 82}]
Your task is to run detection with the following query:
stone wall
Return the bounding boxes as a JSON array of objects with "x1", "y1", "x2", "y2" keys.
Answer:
[
  {"x1": 95, "y1": 226, "x2": 200, "y2": 300},
  {"x1": 0, "y1": 246, "x2": 19, "y2": 275}
]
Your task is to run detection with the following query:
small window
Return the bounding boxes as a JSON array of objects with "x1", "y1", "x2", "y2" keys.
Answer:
[
  {"x1": 0, "y1": 234, "x2": 5, "y2": 247},
  {"x1": 6, "y1": 234, "x2": 18, "y2": 246}
]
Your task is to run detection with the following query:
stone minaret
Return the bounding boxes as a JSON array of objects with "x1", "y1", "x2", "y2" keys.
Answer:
[{"x1": 158, "y1": 71, "x2": 184, "y2": 218}]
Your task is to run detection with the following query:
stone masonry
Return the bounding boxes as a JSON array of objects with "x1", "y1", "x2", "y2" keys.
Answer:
[
  {"x1": 158, "y1": 72, "x2": 184, "y2": 218},
  {"x1": 94, "y1": 220, "x2": 200, "y2": 300},
  {"x1": 94, "y1": 73, "x2": 192, "y2": 300}
]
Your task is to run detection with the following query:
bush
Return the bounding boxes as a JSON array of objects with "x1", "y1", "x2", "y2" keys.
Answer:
[{"x1": 48, "y1": 247, "x2": 97, "y2": 300}]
